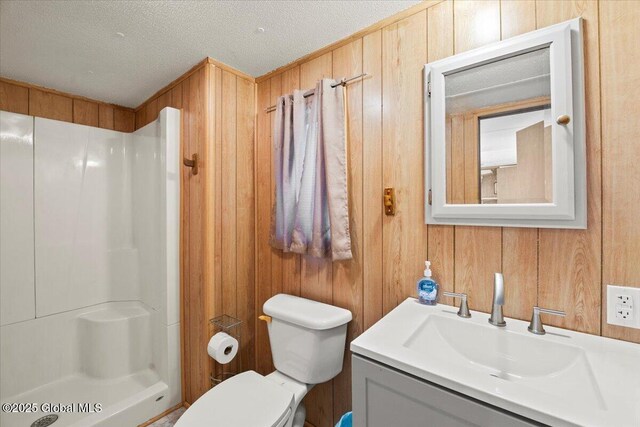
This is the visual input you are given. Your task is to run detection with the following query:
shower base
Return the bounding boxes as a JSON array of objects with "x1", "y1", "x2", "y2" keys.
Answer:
[{"x1": 0, "y1": 369, "x2": 168, "y2": 427}]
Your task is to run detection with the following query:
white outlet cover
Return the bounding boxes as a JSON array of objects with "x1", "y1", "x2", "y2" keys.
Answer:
[{"x1": 607, "y1": 285, "x2": 640, "y2": 329}]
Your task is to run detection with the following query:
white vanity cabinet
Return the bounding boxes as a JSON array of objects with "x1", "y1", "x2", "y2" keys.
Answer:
[{"x1": 352, "y1": 355, "x2": 542, "y2": 427}]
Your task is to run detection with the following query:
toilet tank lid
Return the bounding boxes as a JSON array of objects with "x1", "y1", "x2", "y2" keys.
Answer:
[{"x1": 264, "y1": 294, "x2": 352, "y2": 330}]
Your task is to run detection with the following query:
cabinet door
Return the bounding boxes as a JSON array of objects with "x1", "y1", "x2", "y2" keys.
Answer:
[{"x1": 352, "y1": 355, "x2": 542, "y2": 427}]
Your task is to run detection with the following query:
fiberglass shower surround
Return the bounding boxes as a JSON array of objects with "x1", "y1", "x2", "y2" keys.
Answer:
[{"x1": 0, "y1": 108, "x2": 181, "y2": 427}]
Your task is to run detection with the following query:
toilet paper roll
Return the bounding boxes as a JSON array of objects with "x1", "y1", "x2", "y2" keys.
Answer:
[{"x1": 207, "y1": 332, "x2": 238, "y2": 364}]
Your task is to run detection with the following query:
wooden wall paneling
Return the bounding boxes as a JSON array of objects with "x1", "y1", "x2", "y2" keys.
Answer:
[
  {"x1": 29, "y1": 88, "x2": 73, "y2": 122},
  {"x1": 211, "y1": 67, "x2": 223, "y2": 383},
  {"x1": 280, "y1": 67, "x2": 302, "y2": 298},
  {"x1": 298, "y1": 51, "x2": 334, "y2": 427},
  {"x1": 171, "y1": 84, "x2": 183, "y2": 109},
  {"x1": 145, "y1": 98, "x2": 158, "y2": 126},
  {"x1": 72, "y1": 99, "x2": 99, "y2": 127},
  {"x1": 179, "y1": 75, "x2": 194, "y2": 403},
  {"x1": 255, "y1": 79, "x2": 274, "y2": 375},
  {"x1": 427, "y1": 0, "x2": 455, "y2": 306},
  {"x1": 452, "y1": 0, "x2": 502, "y2": 313},
  {"x1": 236, "y1": 77, "x2": 256, "y2": 370},
  {"x1": 98, "y1": 104, "x2": 114, "y2": 130},
  {"x1": 600, "y1": 0, "x2": 640, "y2": 344},
  {"x1": 499, "y1": 0, "x2": 539, "y2": 321},
  {"x1": 535, "y1": 0, "x2": 601, "y2": 334},
  {"x1": 221, "y1": 70, "x2": 239, "y2": 374},
  {"x1": 501, "y1": 228, "x2": 538, "y2": 319},
  {"x1": 331, "y1": 39, "x2": 364, "y2": 425},
  {"x1": 362, "y1": 30, "x2": 384, "y2": 330},
  {"x1": 185, "y1": 67, "x2": 212, "y2": 402},
  {"x1": 135, "y1": 106, "x2": 146, "y2": 130},
  {"x1": 157, "y1": 90, "x2": 171, "y2": 113},
  {"x1": 0, "y1": 80, "x2": 29, "y2": 114},
  {"x1": 269, "y1": 74, "x2": 284, "y2": 305},
  {"x1": 500, "y1": 0, "x2": 536, "y2": 39},
  {"x1": 381, "y1": 11, "x2": 428, "y2": 315},
  {"x1": 113, "y1": 108, "x2": 135, "y2": 132},
  {"x1": 453, "y1": 0, "x2": 500, "y2": 53}
]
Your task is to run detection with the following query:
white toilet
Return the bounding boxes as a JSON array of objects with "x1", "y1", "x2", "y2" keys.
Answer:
[{"x1": 176, "y1": 293, "x2": 352, "y2": 427}]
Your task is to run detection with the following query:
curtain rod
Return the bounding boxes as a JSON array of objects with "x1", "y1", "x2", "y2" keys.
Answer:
[{"x1": 264, "y1": 73, "x2": 369, "y2": 113}]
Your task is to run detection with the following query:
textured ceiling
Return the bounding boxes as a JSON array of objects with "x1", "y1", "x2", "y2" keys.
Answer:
[{"x1": 0, "y1": 0, "x2": 419, "y2": 107}]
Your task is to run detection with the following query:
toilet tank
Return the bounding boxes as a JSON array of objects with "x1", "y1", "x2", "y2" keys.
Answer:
[{"x1": 263, "y1": 294, "x2": 352, "y2": 384}]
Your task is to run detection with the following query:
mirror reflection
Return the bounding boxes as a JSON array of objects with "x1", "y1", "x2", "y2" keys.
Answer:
[{"x1": 445, "y1": 47, "x2": 552, "y2": 205}]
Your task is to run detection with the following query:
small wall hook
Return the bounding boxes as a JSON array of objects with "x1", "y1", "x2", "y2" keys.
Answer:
[
  {"x1": 184, "y1": 153, "x2": 198, "y2": 175},
  {"x1": 384, "y1": 187, "x2": 396, "y2": 216}
]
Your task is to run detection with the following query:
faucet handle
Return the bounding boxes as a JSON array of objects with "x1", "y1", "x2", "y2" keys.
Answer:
[
  {"x1": 443, "y1": 292, "x2": 471, "y2": 318},
  {"x1": 527, "y1": 306, "x2": 566, "y2": 335}
]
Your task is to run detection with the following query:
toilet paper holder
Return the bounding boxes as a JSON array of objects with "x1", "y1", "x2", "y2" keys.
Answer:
[{"x1": 209, "y1": 314, "x2": 242, "y2": 388}]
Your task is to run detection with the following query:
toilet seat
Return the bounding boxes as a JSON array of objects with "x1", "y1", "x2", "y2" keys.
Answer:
[{"x1": 175, "y1": 371, "x2": 294, "y2": 427}]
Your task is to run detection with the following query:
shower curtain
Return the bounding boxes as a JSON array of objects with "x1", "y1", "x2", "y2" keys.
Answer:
[{"x1": 270, "y1": 79, "x2": 352, "y2": 261}]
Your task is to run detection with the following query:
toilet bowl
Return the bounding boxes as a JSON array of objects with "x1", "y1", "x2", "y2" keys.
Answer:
[{"x1": 176, "y1": 294, "x2": 352, "y2": 427}]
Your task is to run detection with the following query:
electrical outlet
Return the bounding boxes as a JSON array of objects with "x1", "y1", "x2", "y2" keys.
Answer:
[
  {"x1": 607, "y1": 285, "x2": 640, "y2": 329},
  {"x1": 615, "y1": 305, "x2": 633, "y2": 320},
  {"x1": 616, "y1": 295, "x2": 633, "y2": 308}
]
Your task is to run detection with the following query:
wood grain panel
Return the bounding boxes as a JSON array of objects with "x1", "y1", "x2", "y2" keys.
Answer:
[
  {"x1": 210, "y1": 65, "x2": 223, "y2": 386},
  {"x1": 236, "y1": 76, "x2": 257, "y2": 370},
  {"x1": 255, "y1": 79, "x2": 274, "y2": 375},
  {"x1": 454, "y1": 0, "x2": 500, "y2": 53},
  {"x1": 72, "y1": 99, "x2": 99, "y2": 127},
  {"x1": 98, "y1": 104, "x2": 114, "y2": 130},
  {"x1": 536, "y1": 0, "x2": 601, "y2": 334},
  {"x1": 502, "y1": 228, "x2": 538, "y2": 320},
  {"x1": 29, "y1": 88, "x2": 73, "y2": 122},
  {"x1": 157, "y1": 90, "x2": 171, "y2": 113},
  {"x1": 501, "y1": 0, "x2": 536, "y2": 39},
  {"x1": 331, "y1": 39, "x2": 364, "y2": 425},
  {"x1": 427, "y1": 0, "x2": 455, "y2": 306},
  {"x1": 280, "y1": 67, "x2": 302, "y2": 298},
  {"x1": 382, "y1": 11, "x2": 428, "y2": 316},
  {"x1": 454, "y1": 226, "x2": 502, "y2": 313},
  {"x1": 0, "y1": 80, "x2": 28, "y2": 114},
  {"x1": 298, "y1": 51, "x2": 334, "y2": 427},
  {"x1": 113, "y1": 108, "x2": 135, "y2": 132},
  {"x1": 362, "y1": 30, "x2": 384, "y2": 330},
  {"x1": 499, "y1": 0, "x2": 539, "y2": 322},
  {"x1": 135, "y1": 107, "x2": 146, "y2": 130},
  {"x1": 221, "y1": 71, "x2": 238, "y2": 376},
  {"x1": 600, "y1": 0, "x2": 640, "y2": 344},
  {"x1": 145, "y1": 98, "x2": 158, "y2": 126}
]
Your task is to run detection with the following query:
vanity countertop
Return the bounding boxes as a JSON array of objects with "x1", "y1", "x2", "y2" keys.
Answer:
[{"x1": 351, "y1": 298, "x2": 640, "y2": 427}]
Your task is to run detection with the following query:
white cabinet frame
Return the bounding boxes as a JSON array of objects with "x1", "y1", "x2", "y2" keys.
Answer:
[{"x1": 425, "y1": 18, "x2": 586, "y2": 228}]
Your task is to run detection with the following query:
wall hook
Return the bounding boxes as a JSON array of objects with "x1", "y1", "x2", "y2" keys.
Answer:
[
  {"x1": 184, "y1": 153, "x2": 198, "y2": 175},
  {"x1": 384, "y1": 187, "x2": 396, "y2": 216}
]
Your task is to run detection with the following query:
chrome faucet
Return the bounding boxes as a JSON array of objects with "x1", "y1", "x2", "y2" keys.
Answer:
[{"x1": 488, "y1": 273, "x2": 506, "y2": 327}]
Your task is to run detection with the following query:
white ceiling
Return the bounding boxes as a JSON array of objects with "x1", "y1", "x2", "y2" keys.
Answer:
[{"x1": 0, "y1": 0, "x2": 419, "y2": 108}]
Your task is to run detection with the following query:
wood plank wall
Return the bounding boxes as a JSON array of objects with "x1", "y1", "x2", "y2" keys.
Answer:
[
  {"x1": 0, "y1": 78, "x2": 134, "y2": 131},
  {"x1": 134, "y1": 59, "x2": 256, "y2": 404},
  {"x1": 255, "y1": 1, "x2": 640, "y2": 426}
]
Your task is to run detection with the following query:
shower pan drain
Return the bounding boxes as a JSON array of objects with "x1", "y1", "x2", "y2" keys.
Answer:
[{"x1": 31, "y1": 414, "x2": 59, "y2": 427}]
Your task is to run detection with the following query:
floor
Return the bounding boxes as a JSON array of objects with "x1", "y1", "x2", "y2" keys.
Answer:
[{"x1": 148, "y1": 407, "x2": 186, "y2": 427}]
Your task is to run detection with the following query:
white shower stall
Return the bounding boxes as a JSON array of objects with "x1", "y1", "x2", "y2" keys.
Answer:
[{"x1": 0, "y1": 108, "x2": 181, "y2": 427}]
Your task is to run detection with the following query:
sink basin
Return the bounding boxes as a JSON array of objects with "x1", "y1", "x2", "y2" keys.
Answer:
[
  {"x1": 405, "y1": 314, "x2": 606, "y2": 409},
  {"x1": 351, "y1": 298, "x2": 640, "y2": 427}
]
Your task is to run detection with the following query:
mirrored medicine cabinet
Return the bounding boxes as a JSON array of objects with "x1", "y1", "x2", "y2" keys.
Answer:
[{"x1": 425, "y1": 18, "x2": 586, "y2": 228}]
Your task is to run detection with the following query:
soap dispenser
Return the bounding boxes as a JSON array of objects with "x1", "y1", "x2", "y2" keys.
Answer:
[{"x1": 417, "y1": 261, "x2": 438, "y2": 305}]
